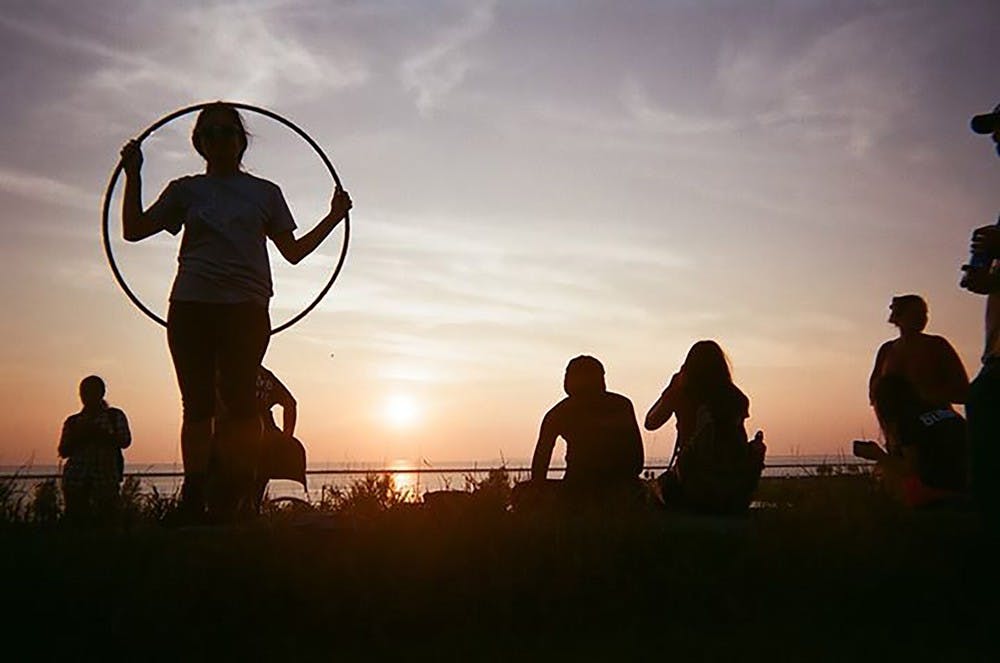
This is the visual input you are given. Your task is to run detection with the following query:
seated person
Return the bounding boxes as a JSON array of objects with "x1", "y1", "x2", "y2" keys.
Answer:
[
  {"x1": 645, "y1": 340, "x2": 765, "y2": 515},
  {"x1": 253, "y1": 365, "x2": 306, "y2": 509},
  {"x1": 213, "y1": 365, "x2": 306, "y2": 515},
  {"x1": 520, "y1": 355, "x2": 644, "y2": 508},
  {"x1": 868, "y1": 295, "x2": 968, "y2": 437},
  {"x1": 855, "y1": 374, "x2": 967, "y2": 507}
]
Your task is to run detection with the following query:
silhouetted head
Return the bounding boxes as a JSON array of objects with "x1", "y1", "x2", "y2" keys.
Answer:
[
  {"x1": 873, "y1": 373, "x2": 923, "y2": 428},
  {"x1": 564, "y1": 355, "x2": 606, "y2": 397},
  {"x1": 970, "y1": 103, "x2": 1000, "y2": 158},
  {"x1": 192, "y1": 102, "x2": 249, "y2": 168},
  {"x1": 888, "y1": 294, "x2": 928, "y2": 333},
  {"x1": 681, "y1": 340, "x2": 733, "y2": 398},
  {"x1": 79, "y1": 375, "x2": 106, "y2": 409}
]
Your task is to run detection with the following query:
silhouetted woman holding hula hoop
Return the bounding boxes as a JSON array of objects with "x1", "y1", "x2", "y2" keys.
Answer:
[{"x1": 120, "y1": 102, "x2": 352, "y2": 520}]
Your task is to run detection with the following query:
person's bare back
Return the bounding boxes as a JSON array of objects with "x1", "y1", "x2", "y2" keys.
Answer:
[
  {"x1": 869, "y1": 296, "x2": 969, "y2": 408},
  {"x1": 874, "y1": 334, "x2": 968, "y2": 406}
]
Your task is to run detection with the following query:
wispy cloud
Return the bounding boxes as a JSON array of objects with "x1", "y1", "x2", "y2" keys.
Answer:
[
  {"x1": 0, "y1": 11, "x2": 131, "y2": 61},
  {"x1": 715, "y1": 7, "x2": 924, "y2": 156},
  {"x1": 0, "y1": 5, "x2": 368, "y2": 118},
  {"x1": 619, "y1": 77, "x2": 737, "y2": 136},
  {"x1": 399, "y1": 1, "x2": 494, "y2": 115},
  {"x1": 88, "y1": 5, "x2": 369, "y2": 106},
  {"x1": 0, "y1": 167, "x2": 94, "y2": 211}
]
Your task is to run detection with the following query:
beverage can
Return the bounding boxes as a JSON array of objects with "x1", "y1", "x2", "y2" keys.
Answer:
[{"x1": 969, "y1": 215, "x2": 1000, "y2": 270}]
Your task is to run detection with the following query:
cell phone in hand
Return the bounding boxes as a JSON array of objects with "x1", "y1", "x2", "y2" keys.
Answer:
[{"x1": 852, "y1": 439, "x2": 881, "y2": 460}]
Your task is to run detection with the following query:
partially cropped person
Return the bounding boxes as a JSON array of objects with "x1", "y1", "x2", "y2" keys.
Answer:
[
  {"x1": 855, "y1": 374, "x2": 967, "y2": 508},
  {"x1": 58, "y1": 376, "x2": 132, "y2": 523},
  {"x1": 868, "y1": 295, "x2": 968, "y2": 446},
  {"x1": 522, "y1": 356, "x2": 645, "y2": 508},
  {"x1": 645, "y1": 341, "x2": 764, "y2": 515},
  {"x1": 216, "y1": 365, "x2": 306, "y2": 512},
  {"x1": 212, "y1": 364, "x2": 305, "y2": 513},
  {"x1": 961, "y1": 103, "x2": 1000, "y2": 524},
  {"x1": 120, "y1": 102, "x2": 351, "y2": 521}
]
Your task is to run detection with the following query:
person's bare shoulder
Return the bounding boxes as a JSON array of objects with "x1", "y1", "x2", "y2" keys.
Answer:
[
  {"x1": 923, "y1": 334, "x2": 958, "y2": 353},
  {"x1": 606, "y1": 391, "x2": 634, "y2": 407},
  {"x1": 543, "y1": 397, "x2": 571, "y2": 421},
  {"x1": 875, "y1": 339, "x2": 896, "y2": 357}
]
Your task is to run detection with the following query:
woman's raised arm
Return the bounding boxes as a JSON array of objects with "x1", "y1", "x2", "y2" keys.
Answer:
[
  {"x1": 271, "y1": 188, "x2": 353, "y2": 265},
  {"x1": 120, "y1": 140, "x2": 165, "y2": 242}
]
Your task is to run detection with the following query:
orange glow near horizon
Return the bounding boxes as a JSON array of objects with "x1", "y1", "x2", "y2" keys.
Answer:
[{"x1": 0, "y1": 3, "x2": 997, "y2": 469}]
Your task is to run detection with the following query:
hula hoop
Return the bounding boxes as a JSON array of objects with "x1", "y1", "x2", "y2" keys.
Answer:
[{"x1": 101, "y1": 101, "x2": 350, "y2": 335}]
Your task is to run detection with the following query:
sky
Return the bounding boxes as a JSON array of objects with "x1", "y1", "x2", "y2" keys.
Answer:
[{"x1": 0, "y1": 0, "x2": 998, "y2": 467}]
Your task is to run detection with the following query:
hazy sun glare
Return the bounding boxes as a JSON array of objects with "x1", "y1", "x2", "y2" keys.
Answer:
[{"x1": 383, "y1": 394, "x2": 421, "y2": 430}]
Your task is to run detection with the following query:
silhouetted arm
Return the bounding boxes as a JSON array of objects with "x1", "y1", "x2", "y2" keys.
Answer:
[
  {"x1": 530, "y1": 410, "x2": 559, "y2": 482},
  {"x1": 868, "y1": 342, "x2": 891, "y2": 405},
  {"x1": 271, "y1": 189, "x2": 352, "y2": 265},
  {"x1": 624, "y1": 401, "x2": 645, "y2": 477},
  {"x1": 645, "y1": 373, "x2": 681, "y2": 430},
  {"x1": 120, "y1": 140, "x2": 168, "y2": 242},
  {"x1": 57, "y1": 418, "x2": 75, "y2": 459},
  {"x1": 110, "y1": 409, "x2": 132, "y2": 449},
  {"x1": 268, "y1": 373, "x2": 298, "y2": 437}
]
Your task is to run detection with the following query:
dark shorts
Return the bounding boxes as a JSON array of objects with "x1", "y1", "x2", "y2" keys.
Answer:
[{"x1": 167, "y1": 301, "x2": 270, "y2": 422}]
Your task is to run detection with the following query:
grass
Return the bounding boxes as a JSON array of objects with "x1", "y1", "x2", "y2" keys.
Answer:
[{"x1": 0, "y1": 470, "x2": 996, "y2": 661}]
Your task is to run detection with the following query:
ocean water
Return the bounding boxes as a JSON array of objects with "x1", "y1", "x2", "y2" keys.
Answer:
[{"x1": 1, "y1": 454, "x2": 870, "y2": 502}]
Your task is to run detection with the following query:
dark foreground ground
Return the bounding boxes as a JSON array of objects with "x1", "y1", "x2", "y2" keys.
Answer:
[{"x1": 2, "y1": 475, "x2": 998, "y2": 661}]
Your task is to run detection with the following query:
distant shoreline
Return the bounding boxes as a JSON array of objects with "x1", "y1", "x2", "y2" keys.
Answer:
[
  {"x1": 2, "y1": 453, "x2": 865, "y2": 474},
  {"x1": 1, "y1": 454, "x2": 871, "y2": 490}
]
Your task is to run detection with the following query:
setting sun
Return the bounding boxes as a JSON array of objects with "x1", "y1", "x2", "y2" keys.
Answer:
[{"x1": 383, "y1": 394, "x2": 421, "y2": 430}]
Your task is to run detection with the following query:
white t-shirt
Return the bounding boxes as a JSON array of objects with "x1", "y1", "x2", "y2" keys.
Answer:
[{"x1": 147, "y1": 173, "x2": 297, "y2": 306}]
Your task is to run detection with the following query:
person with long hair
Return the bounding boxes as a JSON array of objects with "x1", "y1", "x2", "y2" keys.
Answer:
[
  {"x1": 119, "y1": 102, "x2": 351, "y2": 520},
  {"x1": 644, "y1": 340, "x2": 764, "y2": 514},
  {"x1": 58, "y1": 375, "x2": 131, "y2": 523}
]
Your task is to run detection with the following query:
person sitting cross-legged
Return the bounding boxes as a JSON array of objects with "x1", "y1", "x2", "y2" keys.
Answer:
[{"x1": 516, "y1": 355, "x2": 645, "y2": 511}]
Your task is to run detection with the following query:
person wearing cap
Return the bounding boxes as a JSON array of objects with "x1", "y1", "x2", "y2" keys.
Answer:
[
  {"x1": 526, "y1": 355, "x2": 645, "y2": 504},
  {"x1": 962, "y1": 104, "x2": 1000, "y2": 523},
  {"x1": 868, "y1": 294, "x2": 968, "y2": 453}
]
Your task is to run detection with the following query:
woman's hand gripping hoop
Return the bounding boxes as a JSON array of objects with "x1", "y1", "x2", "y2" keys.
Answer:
[{"x1": 101, "y1": 101, "x2": 350, "y2": 335}]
